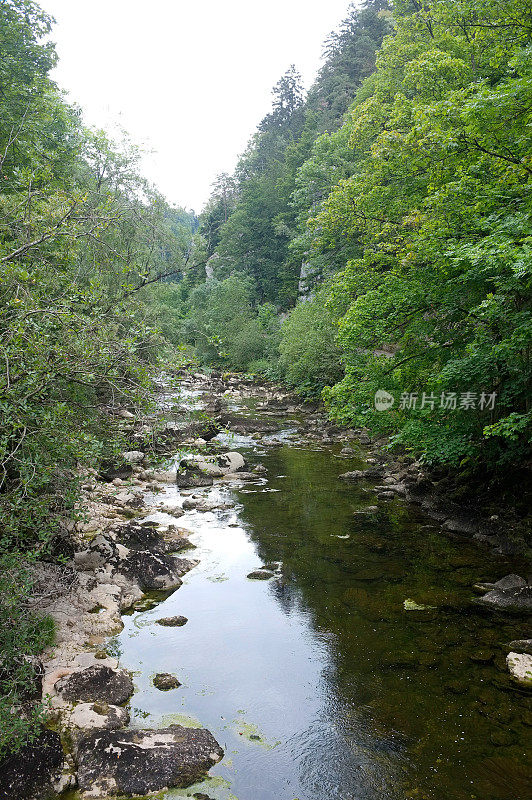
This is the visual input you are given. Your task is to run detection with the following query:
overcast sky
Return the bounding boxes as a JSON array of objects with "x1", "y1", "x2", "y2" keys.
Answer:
[{"x1": 39, "y1": 0, "x2": 353, "y2": 212}]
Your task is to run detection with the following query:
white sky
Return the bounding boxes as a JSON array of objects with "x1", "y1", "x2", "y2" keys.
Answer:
[{"x1": 39, "y1": 0, "x2": 353, "y2": 212}]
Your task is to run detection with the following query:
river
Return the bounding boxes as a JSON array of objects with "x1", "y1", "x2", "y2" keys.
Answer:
[{"x1": 108, "y1": 380, "x2": 530, "y2": 800}]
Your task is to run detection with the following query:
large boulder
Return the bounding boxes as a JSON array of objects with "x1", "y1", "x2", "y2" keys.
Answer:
[
  {"x1": 116, "y1": 521, "x2": 179, "y2": 554},
  {"x1": 55, "y1": 665, "x2": 134, "y2": 705},
  {"x1": 175, "y1": 465, "x2": 214, "y2": 489},
  {"x1": 218, "y1": 452, "x2": 245, "y2": 473},
  {"x1": 181, "y1": 456, "x2": 224, "y2": 478},
  {"x1": 121, "y1": 551, "x2": 194, "y2": 591},
  {"x1": 76, "y1": 726, "x2": 223, "y2": 797}
]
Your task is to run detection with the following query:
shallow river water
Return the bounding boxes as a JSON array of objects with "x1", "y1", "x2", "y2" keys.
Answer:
[{"x1": 109, "y1": 390, "x2": 530, "y2": 800}]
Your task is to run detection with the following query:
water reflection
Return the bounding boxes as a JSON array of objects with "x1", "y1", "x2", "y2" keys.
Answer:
[{"x1": 115, "y1": 425, "x2": 530, "y2": 800}]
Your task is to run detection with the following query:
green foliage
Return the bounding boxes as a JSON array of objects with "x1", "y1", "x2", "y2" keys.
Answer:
[
  {"x1": 316, "y1": 0, "x2": 532, "y2": 472},
  {"x1": 0, "y1": 555, "x2": 55, "y2": 759},
  {"x1": 279, "y1": 288, "x2": 344, "y2": 395},
  {"x1": 179, "y1": 274, "x2": 280, "y2": 372},
  {"x1": 195, "y1": 0, "x2": 532, "y2": 478},
  {"x1": 0, "y1": 0, "x2": 195, "y2": 758},
  {"x1": 200, "y1": 3, "x2": 391, "y2": 307}
]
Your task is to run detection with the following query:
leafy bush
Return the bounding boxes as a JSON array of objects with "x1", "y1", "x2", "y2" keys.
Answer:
[
  {"x1": 279, "y1": 288, "x2": 344, "y2": 395},
  {"x1": 180, "y1": 275, "x2": 281, "y2": 371},
  {"x1": 0, "y1": 556, "x2": 55, "y2": 759}
]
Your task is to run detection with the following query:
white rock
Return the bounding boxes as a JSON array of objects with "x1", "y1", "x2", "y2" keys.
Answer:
[
  {"x1": 219, "y1": 451, "x2": 245, "y2": 473},
  {"x1": 152, "y1": 470, "x2": 177, "y2": 483},
  {"x1": 67, "y1": 702, "x2": 129, "y2": 732},
  {"x1": 123, "y1": 451, "x2": 145, "y2": 464},
  {"x1": 506, "y1": 652, "x2": 532, "y2": 686}
]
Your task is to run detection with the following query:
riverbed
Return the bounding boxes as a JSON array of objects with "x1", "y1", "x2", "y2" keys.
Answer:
[{"x1": 107, "y1": 382, "x2": 529, "y2": 800}]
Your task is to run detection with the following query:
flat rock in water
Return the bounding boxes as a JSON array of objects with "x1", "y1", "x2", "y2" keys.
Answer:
[
  {"x1": 122, "y1": 550, "x2": 195, "y2": 591},
  {"x1": 176, "y1": 469, "x2": 214, "y2": 489},
  {"x1": 156, "y1": 615, "x2": 188, "y2": 627},
  {"x1": 221, "y1": 472, "x2": 258, "y2": 482},
  {"x1": 339, "y1": 467, "x2": 383, "y2": 481},
  {"x1": 153, "y1": 673, "x2": 181, "y2": 691},
  {"x1": 157, "y1": 502, "x2": 185, "y2": 517},
  {"x1": 182, "y1": 497, "x2": 230, "y2": 511},
  {"x1": 247, "y1": 569, "x2": 275, "y2": 580},
  {"x1": 76, "y1": 726, "x2": 223, "y2": 798},
  {"x1": 506, "y1": 652, "x2": 532, "y2": 686},
  {"x1": 477, "y1": 580, "x2": 532, "y2": 612},
  {"x1": 508, "y1": 639, "x2": 532, "y2": 655},
  {"x1": 476, "y1": 574, "x2": 526, "y2": 592},
  {"x1": 55, "y1": 665, "x2": 134, "y2": 705}
]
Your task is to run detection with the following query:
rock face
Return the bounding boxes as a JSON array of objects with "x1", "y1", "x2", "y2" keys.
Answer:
[
  {"x1": 76, "y1": 726, "x2": 224, "y2": 798},
  {"x1": 0, "y1": 728, "x2": 64, "y2": 800},
  {"x1": 55, "y1": 665, "x2": 134, "y2": 705},
  {"x1": 506, "y1": 652, "x2": 532, "y2": 686}
]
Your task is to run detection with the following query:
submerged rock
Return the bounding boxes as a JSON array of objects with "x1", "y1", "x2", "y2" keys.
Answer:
[
  {"x1": 75, "y1": 726, "x2": 223, "y2": 797},
  {"x1": 508, "y1": 639, "x2": 532, "y2": 655},
  {"x1": 477, "y1": 575, "x2": 532, "y2": 612},
  {"x1": 339, "y1": 467, "x2": 384, "y2": 481},
  {"x1": 55, "y1": 665, "x2": 134, "y2": 705},
  {"x1": 153, "y1": 673, "x2": 181, "y2": 691},
  {"x1": 156, "y1": 615, "x2": 188, "y2": 627}
]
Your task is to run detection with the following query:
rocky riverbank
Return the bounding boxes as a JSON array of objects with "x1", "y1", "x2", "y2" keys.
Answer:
[{"x1": 2, "y1": 370, "x2": 530, "y2": 800}]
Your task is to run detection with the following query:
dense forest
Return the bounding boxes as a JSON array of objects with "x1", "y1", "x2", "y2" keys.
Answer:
[
  {"x1": 173, "y1": 0, "x2": 532, "y2": 479},
  {"x1": 0, "y1": 0, "x2": 531, "y2": 764}
]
